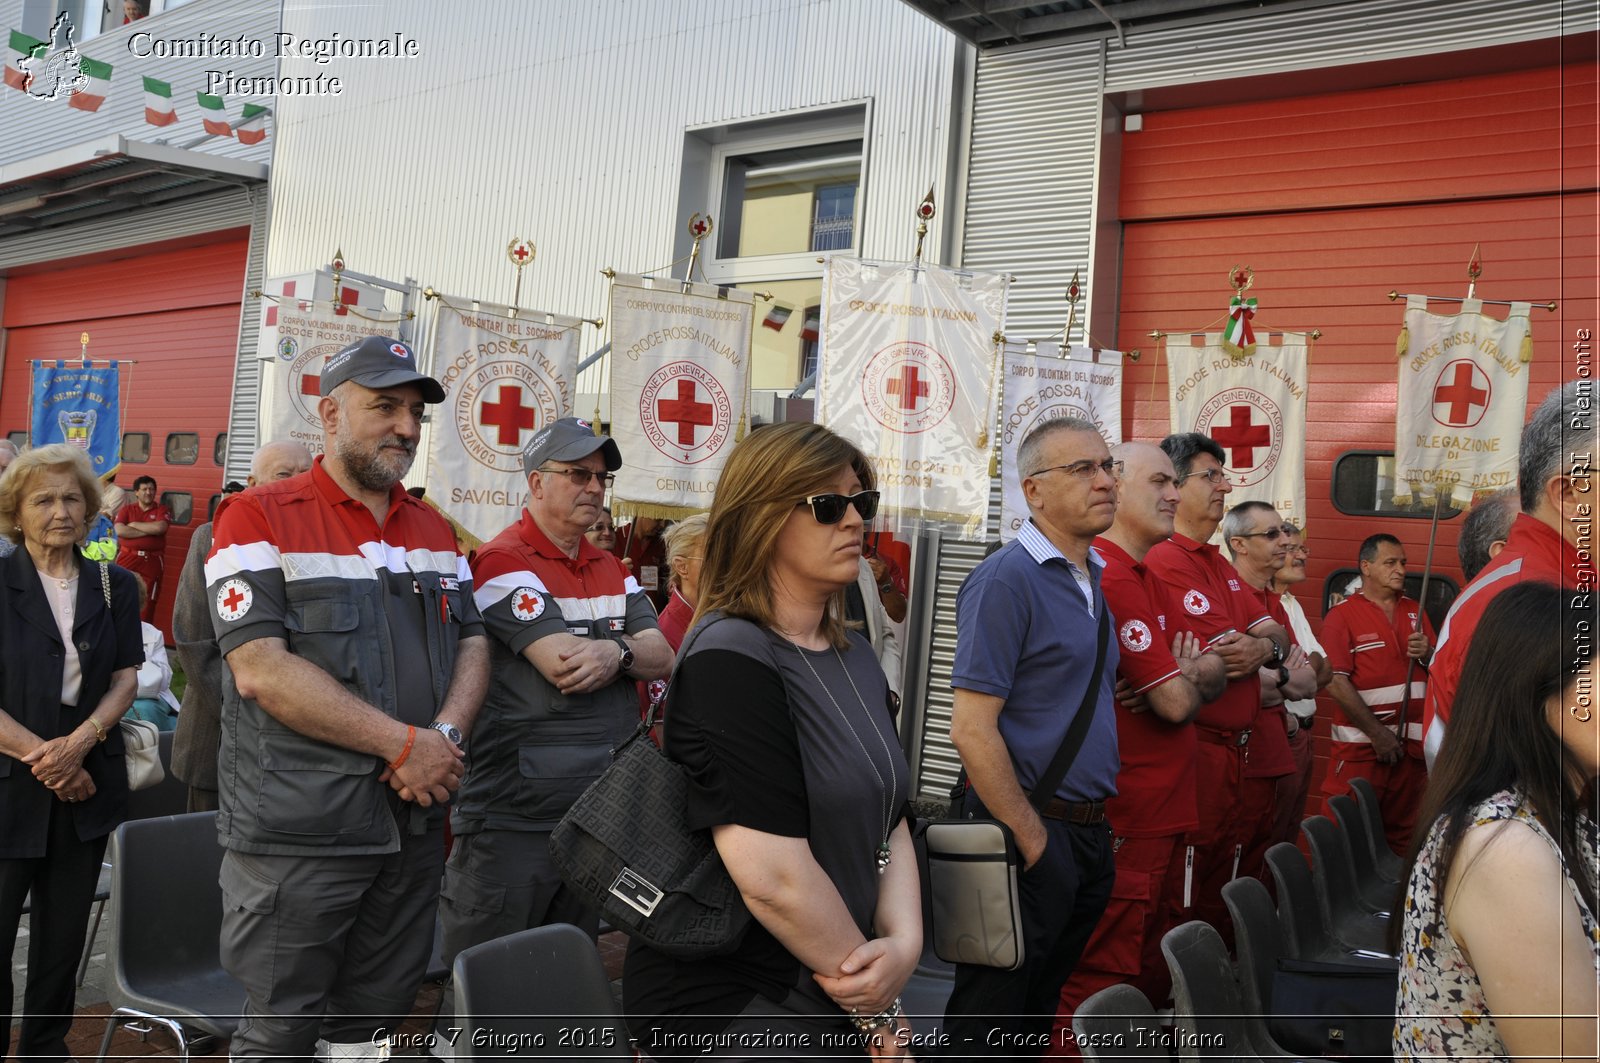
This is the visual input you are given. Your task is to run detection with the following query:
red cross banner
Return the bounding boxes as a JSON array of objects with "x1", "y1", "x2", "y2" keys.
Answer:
[
  {"x1": 258, "y1": 280, "x2": 402, "y2": 456},
  {"x1": 607, "y1": 273, "x2": 754, "y2": 518},
  {"x1": 999, "y1": 341, "x2": 1123, "y2": 541},
  {"x1": 817, "y1": 257, "x2": 1008, "y2": 538},
  {"x1": 1393, "y1": 295, "x2": 1532, "y2": 507},
  {"x1": 1167, "y1": 332, "x2": 1308, "y2": 532},
  {"x1": 423, "y1": 296, "x2": 582, "y2": 541}
]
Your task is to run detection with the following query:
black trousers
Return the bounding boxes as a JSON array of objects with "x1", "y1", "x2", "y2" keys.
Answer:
[
  {"x1": 942, "y1": 812, "x2": 1115, "y2": 1059},
  {"x1": 0, "y1": 796, "x2": 110, "y2": 1062}
]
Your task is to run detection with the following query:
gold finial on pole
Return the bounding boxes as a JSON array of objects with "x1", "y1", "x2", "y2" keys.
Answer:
[
  {"x1": 685, "y1": 214, "x2": 713, "y2": 286},
  {"x1": 331, "y1": 248, "x2": 345, "y2": 293},
  {"x1": 507, "y1": 238, "x2": 536, "y2": 315},
  {"x1": 1063, "y1": 269, "x2": 1083, "y2": 350},
  {"x1": 80, "y1": 332, "x2": 90, "y2": 359},
  {"x1": 1466, "y1": 242, "x2": 1482, "y2": 299},
  {"x1": 912, "y1": 185, "x2": 936, "y2": 266}
]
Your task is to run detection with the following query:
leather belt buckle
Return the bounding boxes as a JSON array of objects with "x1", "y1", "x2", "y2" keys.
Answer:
[{"x1": 1235, "y1": 728, "x2": 1252, "y2": 747}]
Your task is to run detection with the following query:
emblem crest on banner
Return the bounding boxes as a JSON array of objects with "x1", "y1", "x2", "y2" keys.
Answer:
[
  {"x1": 58, "y1": 409, "x2": 94, "y2": 449},
  {"x1": 1195, "y1": 387, "x2": 1284, "y2": 487},
  {"x1": 287, "y1": 343, "x2": 336, "y2": 429},
  {"x1": 457, "y1": 363, "x2": 563, "y2": 473},
  {"x1": 861, "y1": 341, "x2": 957, "y2": 434},
  {"x1": 639, "y1": 361, "x2": 733, "y2": 464},
  {"x1": 1429, "y1": 358, "x2": 1492, "y2": 428}
]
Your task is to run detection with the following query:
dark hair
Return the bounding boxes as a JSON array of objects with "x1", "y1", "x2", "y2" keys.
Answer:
[
  {"x1": 1357, "y1": 533, "x2": 1401, "y2": 565},
  {"x1": 1404, "y1": 581, "x2": 1598, "y2": 932},
  {"x1": 1458, "y1": 488, "x2": 1519, "y2": 581},
  {"x1": 1160, "y1": 432, "x2": 1225, "y2": 479},
  {"x1": 132, "y1": 475, "x2": 157, "y2": 491}
]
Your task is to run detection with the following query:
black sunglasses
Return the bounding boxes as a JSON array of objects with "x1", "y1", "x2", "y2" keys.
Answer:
[{"x1": 801, "y1": 490, "x2": 881, "y2": 524}]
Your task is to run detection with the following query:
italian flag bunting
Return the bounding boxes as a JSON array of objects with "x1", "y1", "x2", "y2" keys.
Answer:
[
  {"x1": 4, "y1": 29, "x2": 44, "y2": 92},
  {"x1": 235, "y1": 103, "x2": 269, "y2": 145},
  {"x1": 65, "y1": 54, "x2": 111, "y2": 111},
  {"x1": 196, "y1": 91, "x2": 231, "y2": 136},
  {"x1": 142, "y1": 75, "x2": 176, "y2": 126}
]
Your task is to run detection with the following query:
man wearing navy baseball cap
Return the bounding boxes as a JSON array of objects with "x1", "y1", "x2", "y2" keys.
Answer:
[{"x1": 206, "y1": 334, "x2": 489, "y2": 1059}]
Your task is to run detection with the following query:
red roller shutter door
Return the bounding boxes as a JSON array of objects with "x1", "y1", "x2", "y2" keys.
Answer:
[{"x1": 1, "y1": 234, "x2": 250, "y2": 636}]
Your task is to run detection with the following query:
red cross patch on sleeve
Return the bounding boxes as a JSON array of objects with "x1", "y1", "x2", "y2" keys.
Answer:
[{"x1": 510, "y1": 588, "x2": 545, "y2": 622}]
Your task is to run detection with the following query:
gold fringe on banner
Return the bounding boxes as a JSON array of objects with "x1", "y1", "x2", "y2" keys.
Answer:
[
  {"x1": 1519, "y1": 332, "x2": 1533, "y2": 363},
  {"x1": 611, "y1": 500, "x2": 702, "y2": 522},
  {"x1": 1395, "y1": 324, "x2": 1409, "y2": 360}
]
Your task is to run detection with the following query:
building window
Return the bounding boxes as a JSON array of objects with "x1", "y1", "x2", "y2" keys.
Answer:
[
  {"x1": 1331, "y1": 451, "x2": 1463, "y2": 520},
  {"x1": 213, "y1": 432, "x2": 228, "y2": 465},
  {"x1": 811, "y1": 183, "x2": 857, "y2": 252},
  {"x1": 799, "y1": 305, "x2": 823, "y2": 380},
  {"x1": 717, "y1": 140, "x2": 863, "y2": 262},
  {"x1": 165, "y1": 432, "x2": 200, "y2": 465},
  {"x1": 122, "y1": 432, "x2": 150, "y2": 463},
  {"x1": 7, "y1": 431, "x2": 25, "y2": 449},
  {"x1": 161, "y1": 491, "x2": 192, "y2": 526},
  {"x1": 207, "y1": 493, "x2": 223, "y2": 521}
]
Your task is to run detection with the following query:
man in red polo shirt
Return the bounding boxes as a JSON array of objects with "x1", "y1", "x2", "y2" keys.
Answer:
[
  {"x1": 1319, "y1": 533, "x2": 1433, "y2": 854},
  {"x1": 442, "y1": 417, "x2": 673, "y2": 968},
  {"x1": 1054, "y1": 442, "x2": 1226, "y2": 1043},
  {"x1": 115, "y1": 475, "x2": 171, "y2": 622},
  {"x1": 1425, "y1": 381, "x2": 1598, "y2": 768},
  {"x1": 1221, "y1": 500, "x2": 1318, "y2": 880},
  {"x1": 1145, "y1": 433, "x2": 1289, "y2": 937}
]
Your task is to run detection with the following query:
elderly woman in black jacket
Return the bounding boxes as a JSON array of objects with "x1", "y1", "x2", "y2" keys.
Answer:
[{"x1": 0, "y1": 444, "x2": 142, "y2": 1061}]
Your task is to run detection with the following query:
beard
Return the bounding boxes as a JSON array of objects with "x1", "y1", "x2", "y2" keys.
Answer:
[{"x1": 334, "y1": 432, "x2": 415, "y2": 492}]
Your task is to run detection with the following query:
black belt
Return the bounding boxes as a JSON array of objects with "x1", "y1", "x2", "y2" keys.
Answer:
[
  {"x1": 1196, "y1": 726, "x2": 1252, "y2": 748},
  {"x1": 1040, "y1": 797, "x2": 1108, "y2": 825}
]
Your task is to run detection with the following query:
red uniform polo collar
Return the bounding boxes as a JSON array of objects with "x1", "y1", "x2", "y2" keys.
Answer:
[
  {"x1": 516, "y1": 508, "x2": 607, "y2": 567},
  {"x1": 308, "y1": 455, "x2": 416, "y2": 515},
  {"x1": 1091, "y1": 535, "x2": 1145, "y2": 575},
  {"x1": 1503, "y1": 512, "x2": 1589, "y2": 584},
  {"x1": 1168, "y1": 531, "x2": 1220, "y2": 560}
]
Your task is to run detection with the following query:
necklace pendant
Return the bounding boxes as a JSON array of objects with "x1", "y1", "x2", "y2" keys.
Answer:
[{"x1": 876, "y1": 843, "x2": 891, "y2": 874}]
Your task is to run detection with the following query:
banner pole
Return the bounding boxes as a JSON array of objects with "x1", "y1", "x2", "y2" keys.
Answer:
[{"x1": 1396, "y1": 464, "x2": 1446, "y2": 747}]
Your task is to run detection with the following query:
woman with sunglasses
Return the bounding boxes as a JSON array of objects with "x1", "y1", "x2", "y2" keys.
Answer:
[
  {"x1": 625, "y1": 422, "x2": 919, "y2": 1061},
  {"x1": 1395, "y1": 581, "x2": 1598, "y2": 1062}
]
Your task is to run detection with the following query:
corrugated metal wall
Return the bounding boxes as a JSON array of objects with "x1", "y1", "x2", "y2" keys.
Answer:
[
  {"x1": 224, "y1": 183, "x2": 270, "y2": 483},
  {"x1": 912, "y1": 0, "x2": 1597, "y2": 800},
  {"x1": 264, "y1": 0, "x2": 962, "y2": 337},
  {"x1": 0, "y1": 0, "x2": 277, "y2": 168}
]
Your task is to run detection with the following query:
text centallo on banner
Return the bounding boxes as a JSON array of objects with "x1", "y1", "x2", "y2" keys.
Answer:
[
  {"x1": 608, "y1": 274, "x2": 753, "y2": 518},
  {"x1": 1393, "y1": 295, "x2": 1531, "y2": 507},
  {"x1": 818, "y1": 257, "x2": 1008, "y2": 539},
  {"x1": 424, "y1": 297, "x2": 581, "y2": 542},
  {"x1": 1000, "y1": 342, "x2": 1123, "y2": 541},
  {"x1": 1168, "y1": 333, "x2": 1308, "y2": 532}
]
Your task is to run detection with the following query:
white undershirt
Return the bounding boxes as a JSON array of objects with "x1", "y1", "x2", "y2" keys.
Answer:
[{"x1": 40, "y1": 575, "x2": 82, "y2": 707}]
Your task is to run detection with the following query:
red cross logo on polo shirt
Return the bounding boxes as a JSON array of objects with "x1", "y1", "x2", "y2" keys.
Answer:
[
  {"x1": 480, "y1": 385, "x2": 537, "y2": 446},
  {"x1": 1120, "y1": 619, "x2": 1153, "y2": 653},
  {"x1": 217, "y1": 578, "x2": 253, "y2": 622},
  {"x1": 885, "y1": 364, "x2": 930, "y2": 411},
  {"x1": 656, "y1": 379, "x2": 714, "y2": 446},
  {"x1": 1212, "y1": 405, "x2": 1272, "y2": 468},
  {"x1": 510, "y1": 587, "x2": 544, "y2": 622},
  {"x1": 1183, "y1": 589, "x2": 1210, "y2": 616},
  {"x1": 1433, "y1": 361, "x2": 1490, "y2": 427}
]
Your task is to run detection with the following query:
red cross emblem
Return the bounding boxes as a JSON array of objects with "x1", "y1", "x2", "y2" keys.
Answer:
[
  {"x1": 1432, "y1": 360, "x2": 1491, "y2": 427},
  {"x1": 1119, "y1": 619, "x2": 1153, "y2": 653},
  {"x1": 479, "y1": 385, "x2": 537, "y2": 446},
  {"x1": 885, "y1": 364, "x2": 931, "y2": 412},
  {"x1": 656, "y1": 378, "x2": 715, "y2": 446},
  {"x1": 1182, "y1": 589, "x2": 1210, "y2": 616},
  {"x1": 507, "y1": 239, "x2": 535, "y2": 265},
  {"x1": 216, "y1": 578, "x2": 253, "y2": 622},
  {"x1": 510, "y1": 587, "x2": 544, "y2": 622},
  {"x1": 1212, "y1": 404, "x2": 1272, "y2": 468}
]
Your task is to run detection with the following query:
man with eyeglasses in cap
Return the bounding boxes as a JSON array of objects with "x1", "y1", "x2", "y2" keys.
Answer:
[
  {"x1": 440, "y1": 416, "x2": 673, "y2": 969},
  {"x1": 1144, "y1": 433, "x2": 1290, "y2": 943},
  {"x1": 207, "y1": 336, "x2": 490, "y2": 1060}
]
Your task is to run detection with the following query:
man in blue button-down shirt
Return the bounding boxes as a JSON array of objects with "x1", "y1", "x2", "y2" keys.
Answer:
[{"x1": 946, "y1": 416, "x2": 1121, "y2": 1057}]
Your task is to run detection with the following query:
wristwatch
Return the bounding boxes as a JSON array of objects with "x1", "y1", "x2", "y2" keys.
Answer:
[
  {"x1": 614, "y1": 638, "x2": 635, "y2": 676},
  {"x1": 1269, "y1": 639, "x2": 1286, "y2": 665},
  {"x1": 429, "y1": 721, "x2": 463, "y2": 746},
  {"x1": 1276, "y1": 664, "x2": 1291, "y2": 688}
]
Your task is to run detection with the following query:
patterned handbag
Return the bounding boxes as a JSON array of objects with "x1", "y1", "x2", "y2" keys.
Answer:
[{"x1": 550, "y1": 619, "x2": 751, "y2": 958}]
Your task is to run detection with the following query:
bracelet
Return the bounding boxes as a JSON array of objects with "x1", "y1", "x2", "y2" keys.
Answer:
[
  {"x1": 87, "y1": 717, "x2": 107, "y2": 743},
  {"x1": 849, "y1": 997, "x2": 903, "y2": 1033},
  {"x1": 387, "y1": 725, "x2": 417, "y2": 772}
]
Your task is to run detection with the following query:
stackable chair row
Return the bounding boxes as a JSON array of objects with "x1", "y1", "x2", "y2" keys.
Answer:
[
  {"x1": 1345, "y1": 778, "x2": 1406, "y2": 881},
  {"x1": 1327, "y1": 795, "x2": 1401, "y2": 888},
  {"x1": 1300, "y1": 816, "x2": 1395, "y2": 921},
  {"x1": 1264, "y1": 843, "x2": 1394, "y2": 964},
  {"x1": 1071, "y1": 983, "x2": 1170, "y2": 1061}
]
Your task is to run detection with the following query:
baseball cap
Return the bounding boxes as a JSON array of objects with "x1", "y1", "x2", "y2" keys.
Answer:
[
  {"x1": 318, "y1": 335, "x2": 445, "y2": 404},
  {"x1": 521, "y1": 417, "x2": 622, "y2": 475}
]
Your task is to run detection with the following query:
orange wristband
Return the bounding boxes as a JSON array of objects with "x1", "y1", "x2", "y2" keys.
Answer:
[{"x1": 387, "y1": 725, "x2": 416, "y2": 772}]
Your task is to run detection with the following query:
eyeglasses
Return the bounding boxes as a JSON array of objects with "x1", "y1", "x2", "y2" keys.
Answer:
[
  {"x1": 801, "y1": 490, "x2": 881, "y2": 524},
  {"x1": 1178, "y1": 468, "x2": 1228, "y2": 486},
  {"x1": 540, "y1": 466, "x2": 615, "y2": 489},
  {"x1": 1234, "y1": 525, "x2": 1288, "y2": 542},
  {"x1": 1029, "y1": 459, "x2": 1123, "y2": 481}
]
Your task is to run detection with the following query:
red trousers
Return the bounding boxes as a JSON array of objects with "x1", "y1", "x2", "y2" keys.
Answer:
[
  {"x1": 119, "y1": 554, "x2": 163, "y2": 623},
  {"x1": 1319, "y1": 749, "x2": 1428, "y2": 856},
  {"x1": 1167, "y1": 737, "x2": 1247, "y2": 947},
  {"x1": 1270, "y1": 724, "x2": 1317, "y2": 850}
]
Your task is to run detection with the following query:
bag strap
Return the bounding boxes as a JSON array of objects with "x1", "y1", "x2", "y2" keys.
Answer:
[
  {"x1": 1025, "y1": 595, "x2": 1110, "y2": 812},
  {"x1": 98, "y1": 560, "x2": 111, "y2": 609},
  {"x1": 642, "y1": 613, "x2": 733, "y2": 734}
]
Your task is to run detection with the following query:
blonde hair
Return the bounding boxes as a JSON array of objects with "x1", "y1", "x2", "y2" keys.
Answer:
[
  {"x1": 693, "y1": 422, "x2": 875, "y2": 650},
  {"x1": 662, "y1": 513, "x2": 708, "y2": 590},
  {"x1": 0, "y1": 444, "x2": 102, "y2": 545}
]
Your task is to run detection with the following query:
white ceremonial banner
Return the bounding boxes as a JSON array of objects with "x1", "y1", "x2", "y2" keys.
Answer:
[
  {"x1": 260, "y1": 295, "x2": 403, "y2": 456},
  {"x1": 818, "y1": 257, "x2": 1008, "y2": 539},
  {"x1": 608, "y1": 274, "x2": 754, "y2": 517},
  {"x1": 424, "y1": 297, "x2": 582, "y2": 543},
  {"x1": 999, "y1": 341, "x2": 1124, "y2": 541},
  {"x1": 1168, "y1": 334, "x2": 1308, "y2": 532},
  {"x1": 1393, "y1": 296, "x2": 1531, "y2": 507}
]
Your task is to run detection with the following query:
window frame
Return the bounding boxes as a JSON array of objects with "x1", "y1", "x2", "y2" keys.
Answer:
[
  {"x1": 121, "y1": 432, "x2": 151, "y2": 464},
  {"x1": 160, "y1": 490, "x2": 193, "y2": 527},
  {"x1": 164, "y1": 432, "x2": 200, "y2": 466},
  {"x1": 213, "y1": 432, "x2": 228, "y2": 466},
  {"x1": 1330, "y1": 449, "x2": 1464, "y2": 521}
]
